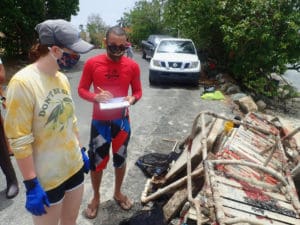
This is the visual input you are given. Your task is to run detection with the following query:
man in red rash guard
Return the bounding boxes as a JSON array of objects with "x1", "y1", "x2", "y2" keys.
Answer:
[{"x1": 78, "y1": 26, "x2": 142, "y2": 219}]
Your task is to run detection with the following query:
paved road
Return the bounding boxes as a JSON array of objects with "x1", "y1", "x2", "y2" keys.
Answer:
[{"x1": 0, "y1": 49, "x2": 234, "y2": 225}]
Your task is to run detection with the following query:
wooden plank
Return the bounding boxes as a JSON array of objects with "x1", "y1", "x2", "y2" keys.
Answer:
[
  {"x1": 245, "y1": 113, "x2": 278, "y2": 134},
  {"x1": 187, "y1": 207, "x2": 197, "y2": 221},
  {"x1": 206, "y1": 117, "x2": 224, "y2": 151},
  {"x1": 188, "y1": 205, "x2": 296, "y2": 225},
  {"x1": 221, "y1": 198, "x2": 300, "y2": 224},
  {"x1": 235, "y1": 131, "x2": 273, "y2": 148},
  {"x1": 231, "y1": 129, "x2": 282, "y2": 166},
  {"x1": 163, "y1": 176, "x2": 204, "y2": 222},
  {"x1": 229, "y1": 143, "x2": 268, "y2": 164},
  {"x1": 231, "y1": 133, "x2": 273, "y2": 157},
  {"x1": 224, "y1": 163, "x2": 276, "y2": 186},
  {"x1": 229, "y1": 142, "x2": 281, "y2": 170},
  {"x1": 223, "y1": 206, "x2": 295, "y2": 225},
  {"x1": 214, "y1": 175, "x2": 289, "y2": 202},
  {"x1": 228, "y1": 128, "x2": 282, "y2": 169},
  {"x1": 164, "y1": 130, "x2": 203, "y2": 183},
  {"x1": 187, "y1": 207, "x2": 209, "y2": 222},
  {"x1": 163, "y1": 186, "x2": 187, "y2": 222},
  {"x1": 278, "y1": 117, "x2": 300, "y2": 147},
  {"x1": 165, "y1": 117, "x2": 222, "y2": 183},
  {"x1": 236, "y1": 126, "x2": 275, "y2": 147},
  {"x1": 217, "y1": 181, "x2": 296, "y2": 212},
  {"x1": 220, "y1": 162, "x2": 280, "y2": 187}
]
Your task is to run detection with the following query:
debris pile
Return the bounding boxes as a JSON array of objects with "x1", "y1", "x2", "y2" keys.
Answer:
[{"x1": 139, "y1": 111, "x2": 300, "y2": 225}]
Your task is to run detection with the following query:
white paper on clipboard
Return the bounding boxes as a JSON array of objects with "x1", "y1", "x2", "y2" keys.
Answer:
[{"x1": 99, "y1": 97, "x2": 130, "y2": 110}]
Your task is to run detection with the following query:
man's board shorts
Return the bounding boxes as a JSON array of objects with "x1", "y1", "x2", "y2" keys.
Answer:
[
  {"x1": 88, "y1": 117, "x2": 131, "y2": 172},
  {"x1": 46, "y1": 167, "x2": 84, "y2": 205}
]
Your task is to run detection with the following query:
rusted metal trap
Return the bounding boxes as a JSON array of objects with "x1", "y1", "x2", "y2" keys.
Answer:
[
  {"x1": 200, "y1": 113, "x2": 300, "y2": 225},
  {"x1": 139, "y1": 111, "x2": 300, "y2": 225}
]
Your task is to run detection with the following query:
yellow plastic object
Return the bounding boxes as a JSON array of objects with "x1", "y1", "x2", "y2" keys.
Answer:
[
  {"x1": 201, "y1": 90, "x2": 225, "y2": 100},
  {"x1": 224, "y1": 121, "x2": 234, "y2": 133}
]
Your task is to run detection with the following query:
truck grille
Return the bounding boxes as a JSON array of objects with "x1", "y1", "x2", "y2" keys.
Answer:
[{"x1": 160, "y1": 61, "x2": 191, "y2": 69}]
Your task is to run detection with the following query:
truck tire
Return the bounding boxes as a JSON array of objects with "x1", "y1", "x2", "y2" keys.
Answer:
[{"x1": 149, "y1": 71, "x2": 156, "y2": 85}]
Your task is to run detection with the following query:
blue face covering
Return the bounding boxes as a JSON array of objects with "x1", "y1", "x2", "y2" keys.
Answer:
[{"x1": 57, "y1": 52, "x2": 80, "y2": 70}]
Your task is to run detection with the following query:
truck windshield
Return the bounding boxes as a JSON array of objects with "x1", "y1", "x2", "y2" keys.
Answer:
[{"x1": 157, "y1": 40, "x2": 196, "y2": 54}]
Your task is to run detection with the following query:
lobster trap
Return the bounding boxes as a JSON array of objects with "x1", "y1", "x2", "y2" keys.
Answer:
[{"x1": 139, "y1": 111, "x2": 300, "y2": 225}]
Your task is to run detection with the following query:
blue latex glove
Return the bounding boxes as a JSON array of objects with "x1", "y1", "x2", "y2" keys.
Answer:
[
  {"x1": 23, "y1": 177, "x2": 50, "y2": 216},
  {"x1": 81, "y1": 147, "x2": 90, "y2": 174}
]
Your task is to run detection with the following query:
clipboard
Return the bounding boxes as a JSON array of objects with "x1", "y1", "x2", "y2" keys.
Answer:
[{"x1": 99, "y1": 97, "x2": 130, "y2": 110}]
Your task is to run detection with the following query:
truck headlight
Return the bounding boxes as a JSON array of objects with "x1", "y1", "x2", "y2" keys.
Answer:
[
  {"x1": 190, "y1": 61, "x2": 199, "y2": 68},
  {"x1": 152, "y1": 60, "x2": 161, "y2": 67}
]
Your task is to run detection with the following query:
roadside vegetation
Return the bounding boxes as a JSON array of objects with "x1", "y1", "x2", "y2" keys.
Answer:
[
  {"x1": 0, "y1": 0, "x2": 299, "y2": 101},
  {"x1": 124, "y1": 0, "x2": 300, "y2": 101},
  {"x1": 0, "y1": 0, "x2": 79, "y2": 58}
]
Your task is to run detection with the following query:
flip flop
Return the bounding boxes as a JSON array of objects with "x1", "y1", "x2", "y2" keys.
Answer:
[
  {"x1": 84, "y1": 203, "x2": 99, "y2": 219},
  {"x1": 114, "y1": 195, "x2": 133, "y2": 210}
]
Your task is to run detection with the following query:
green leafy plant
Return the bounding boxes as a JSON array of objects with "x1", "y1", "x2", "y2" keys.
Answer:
[
  {"x1": 0, "y1": 0, "x2": 80, "y2": 58},
  {"x1": 163, "y1": 0, "x2": 300, "y2": 99}
]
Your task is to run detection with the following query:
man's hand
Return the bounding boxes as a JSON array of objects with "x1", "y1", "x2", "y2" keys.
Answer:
[
  {"x1": 125, "y1": 96, "x2": 136, "y2": 105},
  {"x1": 23, "y1": 177, "x2": 50, "y2": 216},
  {"x1": 94, "y1": 87, "x2": 113, "y2": 103}
]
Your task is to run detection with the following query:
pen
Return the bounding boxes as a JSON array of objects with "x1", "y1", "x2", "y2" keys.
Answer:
[
  {"x1": 97, "y1": 86, "x2": 113, "y2": 99},
  {"x1": 97, "y1": 86, "x2": 104, "y2": 92}
]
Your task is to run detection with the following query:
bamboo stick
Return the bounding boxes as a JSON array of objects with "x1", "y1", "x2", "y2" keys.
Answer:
[
  {"x1": 260, "y1": 127, "x2": 300, "y2": 156},
  {"x1": 263, "y1": 136, "x2": 280, "y2": 167},
  {"x1": 211, "y1": 160, "x2": 288, "y2": 186},
  {"x1": 187, "y1": 135, "x2": 202, "y2": 225},
  {"x1": 141, "y1": 178, "x2": 152, "y2": 203},
  {"x1": 224, "y1": 169, "x2": 281, "y2": 191},
  {"x1": 201, "y1": 113, "x2": 208, "y2": 160},
  {"x1": 276, "y1": 136, "x2": 300, "y2": 214},
  {"x1": 206, "y1": 161, "x2": 227, "y2": 224},
  {"x1": 202, "y1": 111, "x2": 271, "y2": 135},
  {"x1": 282, "y1": 127, "x2": 300, "y2": 141},
  {"x1": 186, "y1": 111, "x2": 212, "y2": 225},
  {"x1": 140, "y1": 166, "x2": 204, "y2": 203}
]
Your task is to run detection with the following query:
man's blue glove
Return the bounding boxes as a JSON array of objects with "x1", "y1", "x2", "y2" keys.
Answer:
[
  {"x1": 23, "y1": 177, "x2": 50, "y2": 216},
  {"x1": 81, "y1": 147, "x2": 90, "y2": 174}
]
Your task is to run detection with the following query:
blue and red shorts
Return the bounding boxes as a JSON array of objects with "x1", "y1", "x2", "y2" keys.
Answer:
[{"x1": 88, "y1": 117, "x2": 131, "y2": 172}]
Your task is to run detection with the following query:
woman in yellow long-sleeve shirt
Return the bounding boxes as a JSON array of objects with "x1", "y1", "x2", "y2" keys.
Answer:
[{"x1": 4, "y1": 19, "x2": 93, "y2": 225}]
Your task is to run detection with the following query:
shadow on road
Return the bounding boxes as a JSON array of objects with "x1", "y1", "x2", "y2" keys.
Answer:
[
  {"x1": 149, "y1": 82, "x2": 201, "y2": 90},
  {"x1": 0, "y1": 190, "x2": 14, "y2": 211}
]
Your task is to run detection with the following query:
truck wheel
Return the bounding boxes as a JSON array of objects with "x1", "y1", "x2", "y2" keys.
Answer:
[
  {"x1": 193, "y1": 79, "x2": 200, "y2": 87},
  {"x1": 149, "y1": 72, "x2": 156, "y2": 85}
]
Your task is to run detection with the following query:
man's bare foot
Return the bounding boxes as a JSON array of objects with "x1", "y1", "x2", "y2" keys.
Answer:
[
  {"x1": 113, "y1": 194, "x2": 133, "y2": 210},
  {"x1": 84, "y1": 198, "x2": 100, "y2": 219}
]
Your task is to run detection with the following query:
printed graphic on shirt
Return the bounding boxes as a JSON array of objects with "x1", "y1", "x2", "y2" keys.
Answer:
[
  {"x1": 40, "y1": 92, "x2": 74, "y2": 131},
  {"x1": 105, "y1": 69, "x2": 119, "y2": 80}
]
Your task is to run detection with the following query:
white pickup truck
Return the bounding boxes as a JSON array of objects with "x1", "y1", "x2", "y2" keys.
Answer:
[
  {"x1": 149, "y1": 38, "x2": 201, "y2": 86},
  {"x1": 141, "y1": 34, "x2": 172, "y2": 59}
]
